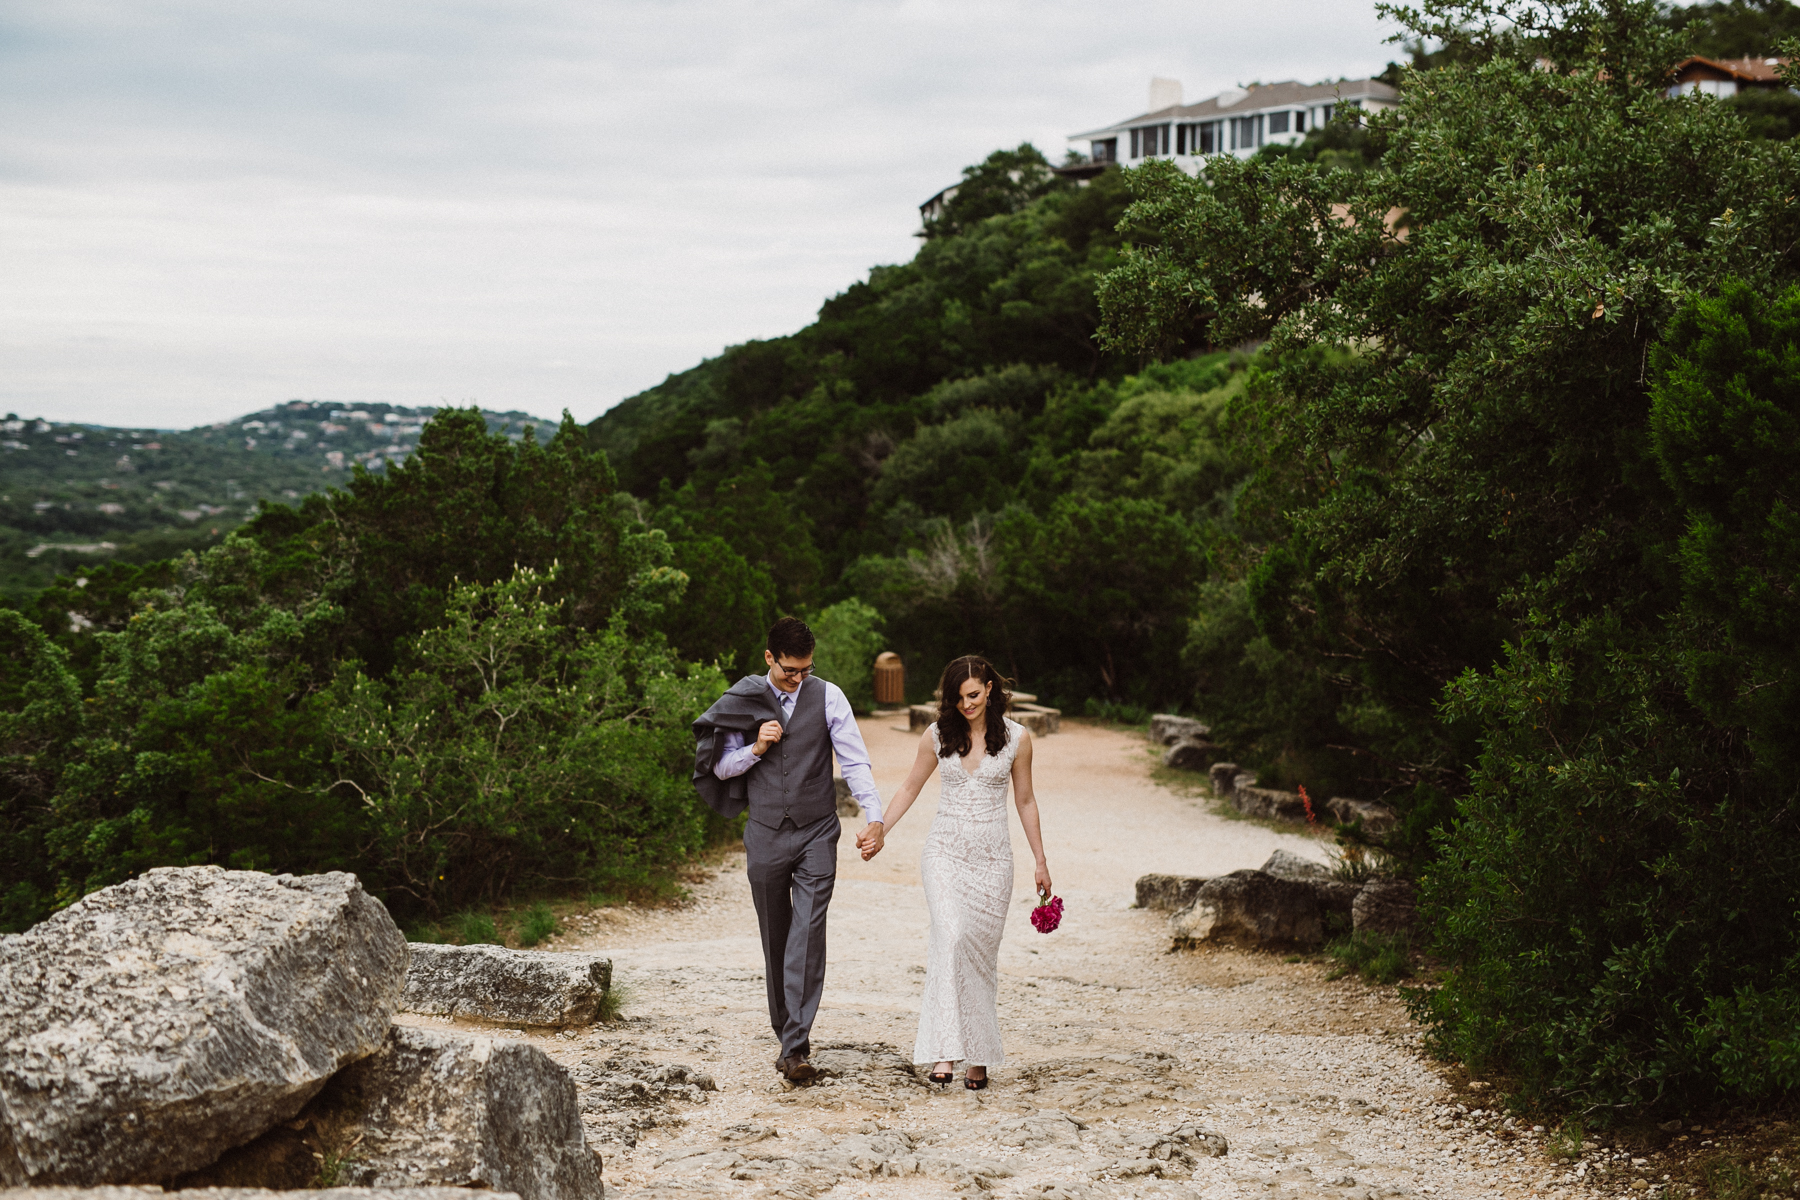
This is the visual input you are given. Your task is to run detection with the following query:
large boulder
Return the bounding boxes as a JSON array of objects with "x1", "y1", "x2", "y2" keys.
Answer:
[
  {"x1": 0, "y1": 866, "x2": 406, "y2": 1187},
  {"x1": 1326, "y1": 796, "x2": 1399, "y2": 836},
  {"x1": 1234, "y1": 785, "x2": 1310, "y2": 823},
  {"x1": 1260, "y1": 851, "x2": 1360, "y2": 929},
  {"x1": 1162, "y1": 739, "x2": 1217, "y2": 771},
  {"x1": 1353, "y1": 879, "x2": 1419, "y2": 937},
  {"x1": 400, "y1": 943, "x2": 612, "y2": 1027},
  {"x1": 195, "y1": 1026, "x2": 602, "y2": 1200},
  {"x1": 8, "y1": 1191, "x2": 514, "y2": 1200},
  {"x1": 1134, "y1": 874, "x2": 1208, "y2": 913},
  {"x1": 1149, "y1": 715, "x2": 1210, "y2": 746},
  {"x1": 1169, "y1": 870, "x2": 1324, "y2": 948},
  {"x1": 1259, "y1": 849, "x2": 1329, "y2": 881}
]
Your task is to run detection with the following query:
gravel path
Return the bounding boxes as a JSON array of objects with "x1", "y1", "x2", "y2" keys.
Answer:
[{"x1": 402, "y1": 718, "x2": 1607, "y2": 1200}]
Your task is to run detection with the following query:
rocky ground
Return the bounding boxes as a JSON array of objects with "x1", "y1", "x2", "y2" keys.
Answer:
[{"x1": 398, "y1": 719, "x2": 1630, "y2": 1200}]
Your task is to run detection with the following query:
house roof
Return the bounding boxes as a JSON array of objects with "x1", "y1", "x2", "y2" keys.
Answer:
[
  {"x1": 1070, "y1": 78, "x2": 1399, "y2": 140},
  {"x1": 1670, "y1": 55, "x2": 1789, "y2": 83}
]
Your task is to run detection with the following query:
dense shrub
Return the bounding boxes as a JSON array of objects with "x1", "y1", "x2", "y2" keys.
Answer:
[
  {"x1": 0, "y1": 415, "x2": 725, "y2": 930},
  {"x1": 808, "y1": 598, "x2": 886, "y2": 714}
]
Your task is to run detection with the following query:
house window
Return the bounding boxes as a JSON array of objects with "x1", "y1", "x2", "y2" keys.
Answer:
[
  {"x1": 1269, "y1": 111, "x2": 1290, "y2": 135},
  {"x1": 1230, "y1": 115, "x2": 1261, "y2": 150},
  {"x1": 1199, "y1": 121, "x2": 1219, "y2": 153},
  {"x1": 1091, "y1": 138, "x2": 1117, "y2": 162},
  {"x1": 1136, "y1": 124, "x2": 1167, "y2": 155},
  {"x1": 1319, "y1": 104, "x2": 1334, "y2": 124},
  {"x1": 1295, "y1": 110, "x2": 1306, "y2": 132}
]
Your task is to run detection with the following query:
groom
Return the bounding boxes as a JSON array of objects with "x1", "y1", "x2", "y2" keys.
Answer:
[{"x1": 691, "y1": 617, "x2": 885, "y2": 1082}]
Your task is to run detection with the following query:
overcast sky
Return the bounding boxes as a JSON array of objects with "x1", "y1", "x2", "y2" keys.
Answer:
[{"x1": 0, "y1": 0, "x2": 1400, "y2": 428}]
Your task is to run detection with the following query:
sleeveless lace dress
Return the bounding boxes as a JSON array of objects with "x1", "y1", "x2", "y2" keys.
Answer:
[{"x1": 912, "y1": 718, "x2": 1023, "y2": 1068}]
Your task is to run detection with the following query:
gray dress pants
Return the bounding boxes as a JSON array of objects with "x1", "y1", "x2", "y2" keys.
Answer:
[{"x1": 744, "y1": 811, "x2": 840, "y2": 1060}]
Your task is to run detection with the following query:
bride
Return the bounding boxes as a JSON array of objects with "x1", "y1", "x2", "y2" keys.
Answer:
[{"x1": 855, "y1": 655, "x2": 1052, "y2": 1090}]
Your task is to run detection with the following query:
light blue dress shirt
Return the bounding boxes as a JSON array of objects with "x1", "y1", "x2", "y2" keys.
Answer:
[{"x1": 712, "y1": 675, "x2": 883, "y2": 823}]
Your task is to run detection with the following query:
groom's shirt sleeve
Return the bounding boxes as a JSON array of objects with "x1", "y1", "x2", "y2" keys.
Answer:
[
  {"x1": 714, "y1": 730, "x2": 759, "y2": 780},
  {"x1": 824, "y1": 682, "x2": 883, "y2": 823}
]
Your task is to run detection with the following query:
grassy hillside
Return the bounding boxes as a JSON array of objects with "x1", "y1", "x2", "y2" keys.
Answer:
[{"x1": 1, "y1": 402, "x2": 545, "y2": 603}]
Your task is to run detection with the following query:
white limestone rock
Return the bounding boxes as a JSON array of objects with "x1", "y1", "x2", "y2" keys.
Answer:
[
  {"x1": 1353, "y1": 878, "x2": 1419, "y2": 937},
  {"x1": 1133, "y1": 874, "x2": 1209, "y2": 913},
  {"x1": 0, "y1": 866, "x2": 407, "y2": 1186},
  {"x1": 399, "y1": 943, "x2": 611, "y2": 1027},
  {"x1": 186, "y1": 1032, "x2": 609, "y2": 1195},
  {"x1": 1149, "y1": 715, "x2": 1210, "y2": 746},
  {"x1": 247, "y1": 1026, "x2": 603, "y2": 1200},
  {"x1": 1169, "y1": 869, "x2": 1324, "y2": 948},
  {"x1": 3, "y1": 1190, "x2": 512, "y2": 1200}
]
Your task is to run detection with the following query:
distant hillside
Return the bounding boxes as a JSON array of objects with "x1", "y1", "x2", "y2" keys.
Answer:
[{"x1": 0, "y1": 400, "x2": 546, "y2": 603}]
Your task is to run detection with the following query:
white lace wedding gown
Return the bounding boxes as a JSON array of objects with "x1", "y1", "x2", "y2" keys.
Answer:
[{"x1": 913, "y1": 717, "x2": 1023, "y2": 1068}]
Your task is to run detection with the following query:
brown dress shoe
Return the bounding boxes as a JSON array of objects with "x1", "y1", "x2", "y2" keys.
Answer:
[{"x1": 778, "y1": 1055, "x2": 817, "y2": 1083}]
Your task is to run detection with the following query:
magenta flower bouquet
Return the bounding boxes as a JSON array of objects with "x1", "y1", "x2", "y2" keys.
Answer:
[{"x1": 1030, "y1": 892, "x2": 1064, "y2": 934}]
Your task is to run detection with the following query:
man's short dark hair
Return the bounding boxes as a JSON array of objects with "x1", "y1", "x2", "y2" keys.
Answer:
[{"x1": 767, "y1": 617, "x2": 815, "y2": 661}]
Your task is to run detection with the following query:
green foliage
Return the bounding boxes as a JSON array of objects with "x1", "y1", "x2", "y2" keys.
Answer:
[
  {"x1": 995, "y1": 496, "x2": 1205, "y2": 702},
  {"x1": 1649, "y1": 278, "x2": 1800, "y2": 779},
  {"x1": 598, "y1": 977, "x2": 630, "y2": 1023},
  {"x1": 871, "y1": 408, "x2": 1026, "y2": 523},
  {"x1": 517, "y1": 902, "x2": 559, "y2": 947},
  {"x1": 1665, "y1": 0, "x2": 1800, "y2": 59},
  {"x1": 1096, "y1": 0, "x2": 1800, "y2": 1111},
  {"x1": 1081, "y1": 699, "x2": 1149, "y2": 725},
  {"x1": 326, "y1": 566, "x2": 723, "y2": 913},
  {"x1": 589, "y1": 158, "x2": 1136, "y2": 551},
  {"x1": 1325, "y1": 930, "x2": 1413, "y2": 985},
  {"x1": 1725, "y1": 86, "x2": 1800, "y2": 139},
  {"x1": 0, "y1": 413, "x2": 725, "y2": 931},
  {"x1": 809, "y1": 598, "x2": 886, "y2": 714},
  {"x1": 921, "y1": 144, "x2": 1070, "y2": 239},
  {"x1": 0, "y1": 610, "x2": 81, "y2": 930},
  {"x1": 244, "y1": 408, "x2": 681, "y2": 677},
  {"x1": 453, "y1": 911, "x2": 501, "y2": 946},
  {"x1": 1421, "y1": 610, "x2": 1800, "y2": 1110}
]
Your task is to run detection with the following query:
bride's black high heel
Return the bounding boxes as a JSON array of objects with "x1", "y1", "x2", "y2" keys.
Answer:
[
  {"x1": 928, "y1": 1065, "x2": 954, "y2": 1088},
  {"x1": 964, "y1": 1072, "x2": 988, "y2": 1091}
]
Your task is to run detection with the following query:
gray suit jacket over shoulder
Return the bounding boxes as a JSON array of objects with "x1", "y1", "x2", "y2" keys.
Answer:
[{"x1": 691, "y1": 675, "x2": 782, "y2": 819}]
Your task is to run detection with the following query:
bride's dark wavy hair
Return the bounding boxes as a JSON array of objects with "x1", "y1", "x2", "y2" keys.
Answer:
[{"x1": 934, "y1": 656, "x2": 1012, "y2": 760}]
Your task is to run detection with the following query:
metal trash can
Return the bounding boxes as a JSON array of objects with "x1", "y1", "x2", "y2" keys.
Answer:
[{"x1": 873, "y1": 652, "x2": 905, "y2": 705}]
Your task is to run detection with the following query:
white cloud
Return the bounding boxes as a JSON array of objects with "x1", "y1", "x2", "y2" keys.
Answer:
[{"x1": 0, "y1": 0, "x2": 1399, "y2": 427}]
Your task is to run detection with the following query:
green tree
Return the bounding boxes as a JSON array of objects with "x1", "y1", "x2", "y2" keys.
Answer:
[
  {"x1": 995, "y1": 496, "x2": 1204, "y2": 702},
  {"x1": 247, "y1": 408, "x2": 679, "y2": 676},
  {"x1": 809, "y1": 598, "x2": 886, "y2": 714},
  {"x1": 1650, "y1": 278, "x2": 1800, "y2": 778},
  {"x1": 0, "y1": 611, "x2": 82, "y2": 930},
  {"x1": 1664, "y1": 0, "x2": 1800, "y2": 58},
  {"x1": 1097, "y1": 0, "x2": 1800, "y2": 1107},
  {"x1": 327, "y1": 567, "x2": 723, "y2": 913},
  {"x1": 921, "y1": 145, "x2": 1069, "y2": 239}
]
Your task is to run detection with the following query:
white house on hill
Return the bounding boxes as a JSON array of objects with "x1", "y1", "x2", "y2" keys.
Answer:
[{"x1": 1067, "y1": 77, "x2": 1400, "y2": 172}]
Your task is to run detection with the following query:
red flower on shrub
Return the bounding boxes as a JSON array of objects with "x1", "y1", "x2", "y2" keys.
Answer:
[{"x1": 1299, "y1": 784, "x2": 1318, "y2": 826}]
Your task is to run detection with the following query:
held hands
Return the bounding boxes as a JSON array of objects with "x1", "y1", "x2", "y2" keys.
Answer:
[
  {"x1": 1034, "y1": 863, "x2": 1052, "y2": 898},
  {"x1": 751, "y1": 720, "x2": 784, "y2": 756},
  {"x1": 856, "y1": 821, "x2": 886, "y2": 861}
]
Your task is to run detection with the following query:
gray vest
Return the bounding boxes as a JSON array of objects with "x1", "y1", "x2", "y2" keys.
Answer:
[{"x1": 746, "y1": 678, "x2": 838, "y2": 829}]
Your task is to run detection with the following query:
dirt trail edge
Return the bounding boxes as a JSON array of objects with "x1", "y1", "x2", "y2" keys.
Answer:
[{"x1": 398, "y1": 719, "x2": 1596, "y2": 1200}]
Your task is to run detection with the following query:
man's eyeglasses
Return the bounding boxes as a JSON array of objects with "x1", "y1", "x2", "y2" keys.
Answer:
[{"x1": 774, "y1": 662, "x2": 815, "y2": 679}]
